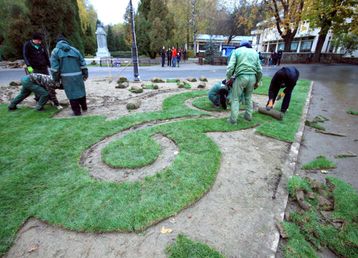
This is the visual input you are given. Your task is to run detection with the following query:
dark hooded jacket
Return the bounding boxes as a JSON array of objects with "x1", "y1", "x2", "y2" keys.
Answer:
[
  {"x1": 50, "y1": 40, "x2": 88, "y2": 100},
  {"x1": 23, "y1": 40, "x2": 50, "y2": 69}
]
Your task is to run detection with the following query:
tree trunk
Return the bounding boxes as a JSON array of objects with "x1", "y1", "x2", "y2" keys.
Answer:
[
  {"x1": 313, "y1": 32, "x2": 327, "y2": 63},
  {"x1": 227, "y1": 35, "x2": 233, "y2": 44},
  {"x1": 283, "y1": 35, "x2": 293, "y2": 52}
]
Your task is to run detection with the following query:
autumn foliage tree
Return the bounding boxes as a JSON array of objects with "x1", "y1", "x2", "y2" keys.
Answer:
[
  {"x1": 303, "y1": 0, "x2": 356, "y2": 61},
  {"x1": 264, "y1": 0, "x2": 304, "y2": 52}
]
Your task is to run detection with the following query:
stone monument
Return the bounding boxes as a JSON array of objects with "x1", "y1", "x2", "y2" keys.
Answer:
[{"x1": 95, "y1": 22, "x2": 110, "y2": 58}]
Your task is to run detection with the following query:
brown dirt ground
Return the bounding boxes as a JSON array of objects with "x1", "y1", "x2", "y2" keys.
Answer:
[{"x1": 2, "y1": 79, "x2": 294, "y2": 258}]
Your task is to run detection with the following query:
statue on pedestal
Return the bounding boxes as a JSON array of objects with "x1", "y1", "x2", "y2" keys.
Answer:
[{"x1": 95, "y1": 22, "x2": 110, "y2": 58}]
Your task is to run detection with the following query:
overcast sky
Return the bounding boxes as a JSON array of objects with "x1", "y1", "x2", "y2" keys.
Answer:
[{"x1": 89, "y1": 0, "x2": 140, "y2": 25}]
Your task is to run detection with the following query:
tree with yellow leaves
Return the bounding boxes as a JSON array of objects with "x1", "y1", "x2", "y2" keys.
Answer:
[
  {"x1": 303, "y1": 0, "x2": 356, "y2": 61},
  {"x1": 264, "y1": 0, "x2": 304, "y2": 52}
]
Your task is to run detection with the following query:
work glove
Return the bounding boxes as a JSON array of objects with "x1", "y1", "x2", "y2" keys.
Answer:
[
  {"x1": 27, "y1": 66, "x2": 34, "y2": 74},
  {"x1": 254, "y1": 81, "x2": 262, "y2": 89},
  {"x1": 276, "y1": 92, "x2": 285, "y2": 101},
  {"x1": 82, "y1": 68, "x2": 88, "y2": 81},
  {"x1": 266, "y1": 99, "x2": 274, "y2": 111},
  {"x1": 226, "y1": 76, "x2": 235, "y2": 88}
]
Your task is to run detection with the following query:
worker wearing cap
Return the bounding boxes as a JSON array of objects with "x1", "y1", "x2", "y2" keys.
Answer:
[
  {"x1": 226, "y1": 40, "x2": 262, "y2": 124},
  {"x1": 23, "y1": 32, "x2": 51, "y2": 75},
  {"x1": 266, "y1": 66, "x2": 300, "y2": 113}
]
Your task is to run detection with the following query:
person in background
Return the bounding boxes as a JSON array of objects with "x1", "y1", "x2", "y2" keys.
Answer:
[
  {"x1": 266, "y1": 66, "x2": 300, "y2": 113},
  {"x1": 177, "y1": 48, "x2": 181, "y2": 67},
  {"x1": 160, "y1": 46, "x2": 166, "y2": 67},
  {"x1": 23, "y1": 32, "x2": 51, "y2": 75},
  {"x1": 171, "y1": 47, "x2": 177, "y2": 67},
  {"x1": 277, "y1": 50, "x2": 283, "y2": 66},
  {"x1": 50, "y1": 36, "x2": 88, "y2": 116},
  {"x1": 167, "y1": 47, "x2": 172, "y2": 67},
  {"x1": 183, "y1": 48, "x2": 187, "y2": 62}
]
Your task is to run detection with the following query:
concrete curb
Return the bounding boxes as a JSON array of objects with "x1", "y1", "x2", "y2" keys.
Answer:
[{"x1": 270, "y1": 81, "x2": 314, "y2": 256}]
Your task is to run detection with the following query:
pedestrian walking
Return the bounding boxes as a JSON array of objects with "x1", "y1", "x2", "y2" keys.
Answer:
[
  {"x1": 277, "y1": 50, "x2": 283, "y2": 66},
  {"x1": 50, "y1": 36, "x2": 88, "y2": 116},
  {"x1": 167, "y1": 47, "x2": 172, "y2": 67},
  {"x1": 183, "y1": 48, "x2": 187, "y2": 62},
  {"x1": 171, "y1": 47, "x2": 177, "y2": 67},
  {"x1": 160, "y1": 46, "x2": 166, "y2": 67},
  {"x1": 177, "y1": 49, "x2": 181, "y2": 67}
]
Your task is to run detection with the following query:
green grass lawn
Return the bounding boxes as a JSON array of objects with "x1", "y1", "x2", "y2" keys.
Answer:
[
  {"x1": 0, "y1": 77, "x2": 310, "y2": 255},
  {"x1": 166, "y1": 235, "x2": 225, "y2": 258},
  {"x1": 102, "y1": 131, "x2": 161, "y2": 169}
]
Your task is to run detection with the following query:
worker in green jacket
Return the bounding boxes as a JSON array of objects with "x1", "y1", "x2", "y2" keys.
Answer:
[
  {"x1": 50, "y1": 36, "x2": 88, "y2": 116},
  {"x1": 226, "y1": 41, "x2": 262, "y2": 124},
  {"x1": 208, "y1": 80, "x2": 232, "y2": 109}
]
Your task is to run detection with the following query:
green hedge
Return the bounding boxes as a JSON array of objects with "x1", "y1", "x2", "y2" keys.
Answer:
[{"x1": 111, "y1": 51, "x2": 132, "y2": 58}]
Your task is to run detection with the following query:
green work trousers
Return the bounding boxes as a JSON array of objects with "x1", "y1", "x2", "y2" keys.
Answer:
[
  {"x1": 9, "y1": 76, "x2": 49, "y2": 110},
  {"x1": 230, "y1": 74, "x2": 256, "y2": 123}
]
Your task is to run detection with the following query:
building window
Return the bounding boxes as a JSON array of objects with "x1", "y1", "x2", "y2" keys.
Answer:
[
  {"x1": 269, "y1": 44, "x2": 277, "y2": 52},
  {"x1": 300, "y1": 40, "x2": 313, "y2": 52},
  {"x1": 198, "y1": 43, "x2": 206, "y2": 52},
  {"x1": 278, "y1": 43, "x2": 284, "y2": 50},
  {"x1": 290, "y1": 42, "x2": 299, "y2": 52}
]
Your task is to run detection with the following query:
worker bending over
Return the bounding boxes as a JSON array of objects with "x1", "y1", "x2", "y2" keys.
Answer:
[{"x1": 266, "y1": 66, "x2": 299, "y2": 113}]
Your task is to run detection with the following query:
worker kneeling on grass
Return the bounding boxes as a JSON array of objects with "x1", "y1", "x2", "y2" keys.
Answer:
[
  {"x1": 208, "y1": 80, "x2": 232, "y2": 109},
  {"x1": 266, "y1": 66, "x2": 300, "y2": 113}
]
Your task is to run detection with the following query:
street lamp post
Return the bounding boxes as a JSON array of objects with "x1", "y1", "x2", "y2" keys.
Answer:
[{"x1": 129, "y1": 0, "x2": 140, "y2": 81}]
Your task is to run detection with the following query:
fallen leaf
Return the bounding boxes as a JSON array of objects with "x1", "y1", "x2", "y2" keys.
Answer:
[
  {"x1": 160, "y1": 226, "x2": 173, "y2": 234},
  {"x1": 28, "y1": 244, "x2": 39, "y2": 253}
]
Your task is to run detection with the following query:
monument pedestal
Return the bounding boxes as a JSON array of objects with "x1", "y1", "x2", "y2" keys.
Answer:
[{"x1": 95, "y1": 23, "x2": 111, "y2": 61}]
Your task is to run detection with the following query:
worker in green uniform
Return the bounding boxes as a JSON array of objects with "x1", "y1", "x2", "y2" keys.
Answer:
[
  {"x1": 208, "y1": 80, "x2": 232, "y2": 109},
  {"x1": 8, "y1": 75, "x2": 49, "y2": 111},
  {"x1": 226, "y1": 41, "x2": 262, "y2": 124},
  {"x1": 50, "y1": 36, "x2": 88, "y2": 116}
]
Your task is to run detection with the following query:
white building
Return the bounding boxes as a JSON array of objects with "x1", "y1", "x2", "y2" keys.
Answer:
[
  {"x1": 194, "y1": 34, "x2": 254, "y2": 57},
  {"x1": 252, "y1": 20, "x2": 357, "y2": 57}
]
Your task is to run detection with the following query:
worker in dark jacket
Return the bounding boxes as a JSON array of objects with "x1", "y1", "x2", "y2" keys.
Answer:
[
  {"x1": 50, "y1": 36, "x2": 88, "y2": 116},
  {"x1": 23, "y1": 32, "x2": 50, "y2": 75},
  {"x1": 266, "y1": 66, "x2": 300, "y2": 113}
]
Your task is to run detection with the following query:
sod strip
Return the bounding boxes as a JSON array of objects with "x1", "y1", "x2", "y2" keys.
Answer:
[{"x1": 166, "y1": 234, "x2": 225, "y2": 258}]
